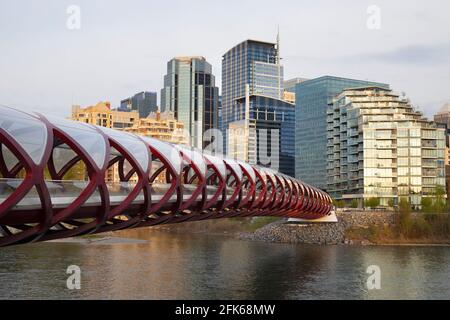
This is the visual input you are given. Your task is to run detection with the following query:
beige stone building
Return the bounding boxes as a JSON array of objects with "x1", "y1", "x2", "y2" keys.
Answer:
[
  {"x1": 71, "y1": 101, "x2": 138, "y2": 130},
  {"x1": 71, "y1": 101, "x2": 138, "y2": 181},
  {"x1": 283, "y1": 90, "x2": 295, "y2": 104},
  {"x1": 71, "y1": 102, "x2": 188, "y2": 183},
  {"x1": 124, "y1": 110, "x2": 188, "y2": 145}
]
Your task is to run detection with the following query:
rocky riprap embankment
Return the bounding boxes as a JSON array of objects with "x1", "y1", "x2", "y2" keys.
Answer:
[{"x1": 238, "y1": 211, "x2": 396, "y2": 245}]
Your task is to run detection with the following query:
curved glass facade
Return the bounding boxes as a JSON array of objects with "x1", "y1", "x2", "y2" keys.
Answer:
[{"x1": 295, "y1": 76, "x2": 389, "y2": 190}]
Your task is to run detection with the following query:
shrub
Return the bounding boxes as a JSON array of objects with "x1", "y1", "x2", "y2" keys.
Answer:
[
  {"x1": 364, "y1": 197, "x2": 380, "y2": 209},
  {"x1": 447, "y1": 217, "x2": 450, "y2": 235},
  {"x1": 434, "y1": 199, "x2": 446, "y2": 214},
  {"x1": 368, "y1": 224, "x2": 380, "y2": 242},
  {"x1": 333, "y1": 199, "x2": 345, "y2": 208},
  {"x1": 427, "y1": 213, "x2": 450, "y2": 237},
  {"x1": 424, "y1": 213, "x2": 439, "y2": 223},
  {"x1": 349, "y1": 199, "x2": 358, "y2": 208},
  {"x1": 412, "y1": 216, "x2": 432, "y2": 238}
]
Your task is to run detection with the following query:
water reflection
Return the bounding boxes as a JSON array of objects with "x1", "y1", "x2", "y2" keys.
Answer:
[{"x1": 0, "y1": 229, "x2": 449, "y2": 299}]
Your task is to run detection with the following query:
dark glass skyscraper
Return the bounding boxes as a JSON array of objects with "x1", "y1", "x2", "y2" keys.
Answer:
[
  {"x1": 217, "y1": 96, "x2": 223, "y2": 137},
  {"x1": 228, "y1": 91, "x2": 295, "y2": 177},
  {"x1": 161, "y1": 56, "x2": 219, "y2": 148},
  {"x1": 120, "y1": 91, "x2": 157, "y2": 118},
  {"x1": 222, "y1": 39, "x2": 283, "y2": 153},
  {"x1": 295, "y1": 76, "x2": 389, "y2": 190}
]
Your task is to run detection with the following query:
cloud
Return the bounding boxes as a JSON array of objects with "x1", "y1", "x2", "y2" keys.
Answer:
[
  {"x1": 285, "y1": 43, "x2": 450, "y2": 67},
  {"x1": 345, "y1": 43, "x2": 450, "y2": 65},
  {"x1": 1, "y1": 0, "x2": 449, "y2": 120}
]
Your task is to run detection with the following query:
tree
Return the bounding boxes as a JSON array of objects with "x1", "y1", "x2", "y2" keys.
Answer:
[
  {"x1": 433, "y1": 186, "x2": 446, "y2": 213},
  {"x1": 421, "y1": 197, "x2": 433, "y2": 213},
  {"x1": 398, "y1": 198, "x2": 412, "y2": 237},
  {"x1": 435, "y1": 186, "x2": 446, "y2": 197}
]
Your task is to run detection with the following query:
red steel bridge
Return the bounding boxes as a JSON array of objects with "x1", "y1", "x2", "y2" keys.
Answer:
[{"x1": 0, "y1": 106, "x2": 333, "y2": 247}]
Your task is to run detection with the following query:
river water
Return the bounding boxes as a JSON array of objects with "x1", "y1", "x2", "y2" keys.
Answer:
[{"x1": 0, "y1": 228, "x2": 449, "y2": 299}]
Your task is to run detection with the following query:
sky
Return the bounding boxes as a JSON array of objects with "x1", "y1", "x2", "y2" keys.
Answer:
[{"x1": 0, "y1": 0, "x2": 449, "y2": 118}]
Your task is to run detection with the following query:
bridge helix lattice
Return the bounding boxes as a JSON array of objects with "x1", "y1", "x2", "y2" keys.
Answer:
[{"x1": 0, "y1": 105, "x2": 333, "y2": 246}]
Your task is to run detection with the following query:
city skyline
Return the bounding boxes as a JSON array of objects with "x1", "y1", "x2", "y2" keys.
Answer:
[
  {"x1": 1, "y1": 1, "x2": 450, "y2": 303},
  {"x1": 0, "y1": 0, "x2": 449, "y2": 119}
]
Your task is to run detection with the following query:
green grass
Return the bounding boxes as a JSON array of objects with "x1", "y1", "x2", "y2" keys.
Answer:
[{"x1": 246, "y1": 217, "x2": 281, "y2": 232}]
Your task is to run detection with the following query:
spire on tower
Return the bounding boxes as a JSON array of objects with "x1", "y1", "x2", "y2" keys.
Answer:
[{"x1": 276, "y1": 25, "x2": 280, "y2": 64}]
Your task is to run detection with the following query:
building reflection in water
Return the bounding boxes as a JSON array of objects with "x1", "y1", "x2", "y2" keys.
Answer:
[{"x1": 0, "y1": 228, "x2": 449, "y2": 299}]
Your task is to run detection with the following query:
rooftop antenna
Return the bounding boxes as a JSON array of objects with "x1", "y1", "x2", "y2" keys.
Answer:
[
  {"x1": 276, "y1": 25, "x2": 282, "y2": 99},
  {"x1": 276, "y1": 25, "x2": 280, "y2": 64}
]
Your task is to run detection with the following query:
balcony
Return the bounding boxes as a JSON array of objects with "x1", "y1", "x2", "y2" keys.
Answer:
[
  {"x1": 348, "y1": 130, "x2": 358, "y2": 137},
  {"x1": 422, "y1": 152, "x2": 438, "y2": 159},
  {"x1": 375, "y1": 144, "x2": 396, "y2": 149},
  {"x1": 421, "y1": 140, "x2": 437, "y2": 148},
  {"x1": 422, "y1": 169, "x2": 436, "y2": 177},
  {"x1": 376, "y1": 152, "x2": 397, "y2": 159},
  {"x1": 423, "y1": 160, "x2": 437, "y2": 168}
]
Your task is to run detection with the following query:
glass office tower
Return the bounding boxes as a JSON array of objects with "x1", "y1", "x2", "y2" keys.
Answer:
[
  {"x1": 222, "y1": 39, "x2": 283, "y2": 153},
  {"x1": 228, "y1": 91, "x2": 295, "y2": 177},
  {"x1": 217, "y1": 96, "x2": 223, "y2": 138},
  {"x1": 284, "y1": 78, "x2": 308, "y2": 93},
  {"x1": 295, "y1": 76, "x2": 389, "y2": 190},
  {"x1": 161, "y1": 56, "x2": 219, "y2": 148},
  {"x1": 120, "y1": 91, "x2": 158, "y2": 118}
]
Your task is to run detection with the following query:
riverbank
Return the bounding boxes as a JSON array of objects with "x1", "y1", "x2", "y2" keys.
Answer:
[
  {"x1": 152, "y1": 216, "x2": 280, "y2": 236},
  {"x1": 238, "y1": 211, "x2": 450, "y2": 245},
  {"x1": 81, "y1": 210, "x2": 450, "y2": 246}
]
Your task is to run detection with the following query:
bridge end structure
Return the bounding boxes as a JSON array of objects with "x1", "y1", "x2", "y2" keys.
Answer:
[{"x1": 286, "y1": 210, "x2": 338, "y2": 223}]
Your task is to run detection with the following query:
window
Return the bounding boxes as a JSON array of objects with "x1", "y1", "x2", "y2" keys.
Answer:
[
  {"x1": 375, "y1": 130, "x2": 392, "y2": 139},
  {"x1": 410, "y1": 177, "x2": 422, "y2": 186},
  {"x1": 410, "y1": 157, "x2": 421, "y2": 166},
  {"x1": 398, "y1": 157, "x2": 408, "y2": 166},
  {"x1": 410, "y1": 129, "x2": 421, "y2": 137},
  {"x1": 398, "y1": 128, "x2": 408, "y2": 137},
  {"x1": 409, "y1": 138, "x2": 421, "y2": 147},
  {"x1": 398, "y1": 138, "x2": 408, "y2": 147},
  {"x1": 364, "y1": 140, "x2": 376, "y2": 148},
  {"x1": 398, "y1": 148, "x2": 409, "y2": 157},
  {"x1": 410, "y1": 148, "x2": 421, "y2": 156}
]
